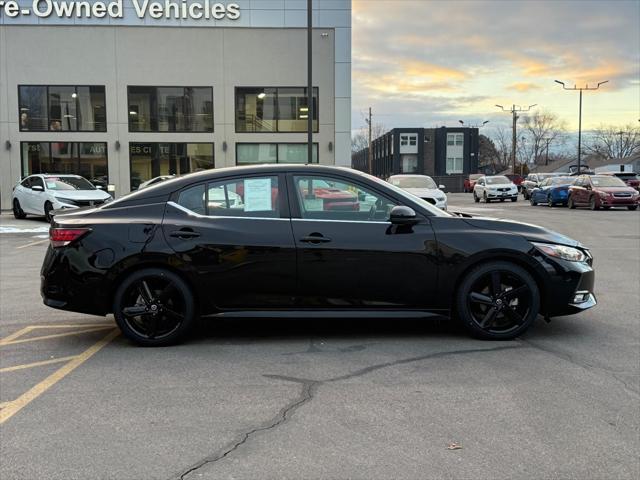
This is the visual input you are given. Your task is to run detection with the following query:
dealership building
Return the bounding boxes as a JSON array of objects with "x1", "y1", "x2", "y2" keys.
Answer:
[{"x1": 0, "y1": 0, "x2": 351, "y2": 208}]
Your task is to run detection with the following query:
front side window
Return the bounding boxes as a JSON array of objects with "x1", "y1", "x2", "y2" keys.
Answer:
[
  {"x1": 21, "y1": 142, "x2": 108, "y2": 184},
  {"x1": 236, "y1": 143, "x2": 318, "y2": 165},
  {"x1": 177, "y1": 177, "x2": 280, "y2": 218},
  {"x1": 235, "y1": 87, "x2": 318, "y2": 133},
  {"x1": 128, "y1": 86, "x2": 213, "y2": 132},
  {"x1": 293, "y1": 175, "x2": 397, "y2": 222},
  {"x1": 19, "y1": 85, "x2": 106, "y2": 132},
  {"x1": 129, "y1": 143, "x2": 214, "y2": 190}
]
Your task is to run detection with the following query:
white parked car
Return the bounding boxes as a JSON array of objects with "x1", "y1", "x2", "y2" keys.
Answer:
[
  {"x1": 137, "y1": 175, "x2": 175, "y2": 190},
  {"x1": 12, "y1": 174, "x2": 112, "y2": 222},
  {"x1": 473, "y1": 175, "x2": 518, "y2": 203},
  {"x1": 388, "y1": 174, "x2": 448, "y2": 210}
]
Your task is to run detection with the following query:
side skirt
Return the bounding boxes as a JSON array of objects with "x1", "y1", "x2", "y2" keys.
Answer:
[{"x1": 203, "y1": 310, "x2": 449, "y2": 319}]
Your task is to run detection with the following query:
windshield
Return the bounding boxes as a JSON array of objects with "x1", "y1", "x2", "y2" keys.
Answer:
[
  {"x1": 486, "y1": 176, "x2": 511, "y2": 185},
  {"x1": 469, "y1": 174, "x2": 483, "y2": 180},
  {"x1": 591, "y1": 176, "x2": 627, "y2": 187},
  {"x1": 550, "y1": 177, "x2": 573, "y2": 185},
  {"x1": 612, "y1": 173, "x2": 638, "y2": 180},
  {"x1": 44, "y1": 176, "x2": 96, "y2": 191},
  {"x1": 390, "y1": 176, "x2": 437, "y2": 189},
  {"x1": 539, "y1": 173, "x2": 562, "y2": 179}
]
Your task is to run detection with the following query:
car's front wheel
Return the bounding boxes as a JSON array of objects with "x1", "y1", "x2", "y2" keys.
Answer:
[
  {"x1": 568, "y1": 195, "x2": 576, "y2": 209},
  {"x1": 113, "y1": 268, "x2": 196, "y2": 346},
  {"x1": 44, "y1": 201, "x2": 54, "y2": 223},
  {"x1": 455, "y1": 261, "x2": 540, "y2": 340},
  {"x1": 629, "y1": 205, "x2": 638, "y2": 211},
  {"x1": 473, "y1": 192, "x2": 480, "y2": 203},
  {"x1": 13, "y1": 199, "x2": 26, "y2": 219},
  {"x1": 589, "y1": 196, "x2": 599, "y2": 211}
]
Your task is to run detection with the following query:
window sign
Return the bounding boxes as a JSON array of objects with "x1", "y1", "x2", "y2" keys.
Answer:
[{"x1": 244, "y1": 178, "x2": 272, "y2": 212}]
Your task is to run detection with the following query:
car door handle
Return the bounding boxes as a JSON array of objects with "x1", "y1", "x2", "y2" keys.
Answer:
[
  {"x1": 170, "y1": 229, "x2": 200, "y2": 239},
  {"x1": 300, "y1": 234, "x2": 332, "y2": 244}
]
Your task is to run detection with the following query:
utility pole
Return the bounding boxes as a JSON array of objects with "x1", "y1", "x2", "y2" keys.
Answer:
[
  {"x1": 306, "y1": 0, "x2": 313, "y2": 164},
  {"x1": 616, "y1": 130, "x2": 625, "y2": 158},
  {"x1": 366, "y1": 107, "x2": 373, "y2": 174},
  {"x1": 496, "y1": 104, "x2": 537, "y2": 174},
  {"x1": 544, "y1": 137, "x2": 551, "y2": 165},
  {"x1": 555, "y1": 79, "x2": 608, "y2": 172}
]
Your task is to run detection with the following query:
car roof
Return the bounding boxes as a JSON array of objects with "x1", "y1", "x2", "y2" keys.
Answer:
[{"x1": 31, "y1": 173, "x2": 83, "y2": 178}]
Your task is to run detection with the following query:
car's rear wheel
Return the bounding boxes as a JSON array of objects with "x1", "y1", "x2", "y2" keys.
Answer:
[
  {"x1": 113, "y1": 268, "x2": 196, "y2": 346},
  {"x1": 589, "y1": 196, "x2": 599, "y2": 211},
  {"x1": 44, "y1": 201, "x2": 54, "y2": 223},
  {"x1": 13, "y1": 199, "x2": 26, "y2": 219},
  {"x1": 456, "y1": 261, "x2": 540, "y2": 340}
]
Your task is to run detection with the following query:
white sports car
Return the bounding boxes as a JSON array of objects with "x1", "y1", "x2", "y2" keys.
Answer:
[
  {"x1": 388, "y1": 174, "x2": 448, "y2": 210},
  {"x1": 12, "y1": 174, "x2": 112, "y2": 222}
]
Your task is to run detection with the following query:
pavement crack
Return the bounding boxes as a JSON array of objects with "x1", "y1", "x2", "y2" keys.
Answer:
[{"x1": 175, "y1": 376, "x2": 317, "y2": 480}]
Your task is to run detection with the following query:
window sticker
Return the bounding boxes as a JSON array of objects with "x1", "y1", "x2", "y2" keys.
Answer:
[
  {"x1": 303, "y1": 197, "x2": 324, "y2": 211},
  {"x1": 46, "y1": 181, "x2": 57, "y2": 189},
  {"x1": 244, "y1": 178, "x2": 273, "y2": 212}
]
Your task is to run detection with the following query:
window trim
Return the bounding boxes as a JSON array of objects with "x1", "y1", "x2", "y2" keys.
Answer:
[
  {"x1": 126, "y1": 85, "x2": 214, "y2": 133},
  {"x1": 234, "y1": 86, "x2": 319, "y2": 134},
  {"x1": 128, "y1": 142, "x2": 215, "y2": 191},
  {"x1": 20, "y1": 141, "x2": 109, "y2": 180},
  {"x1": 235, "y1": 142, "x2": 320, "y2": 165},
  {"x1": 18, "y1": 84, "x2": 107, "y2": 133}
]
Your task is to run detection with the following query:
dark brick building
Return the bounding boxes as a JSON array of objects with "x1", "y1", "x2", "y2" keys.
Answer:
[{"x1": 352, "y1": 127, "x2": 479, "y2": 190}]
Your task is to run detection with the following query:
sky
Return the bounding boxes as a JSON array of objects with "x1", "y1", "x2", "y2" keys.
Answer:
[{"x1": 351, "y1": 0, "x2": 640, "y2": 135}]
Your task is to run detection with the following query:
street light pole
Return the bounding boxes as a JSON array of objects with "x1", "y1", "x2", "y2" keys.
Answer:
[
  {"x1": 306, "y1": 0, "x2": 313, "y2": 164},
  {"x1": 555, "y1": 79, "x2": 608, "y2": 172},
  {"x1": 496, "y1": 104, "x2": 537, "y2": 174}
]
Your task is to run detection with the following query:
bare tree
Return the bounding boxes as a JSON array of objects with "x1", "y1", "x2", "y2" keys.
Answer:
[
  {"x1": 351, "y1": 122, "x2": 386, "y2": 153},
  {"x1": 490, "y1": 125, "x2": 512, "y2": 167},
  {"x1": 583, "y1": 124, "x2": 640, "y2": 159},
  {"x1": 521, "y1": 110, "x2": 567, "y2": 165}
]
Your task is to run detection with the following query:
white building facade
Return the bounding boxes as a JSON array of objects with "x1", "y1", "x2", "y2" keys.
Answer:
[{"x1": 0, "y1": 0, "x2": 351, "y2": 207}]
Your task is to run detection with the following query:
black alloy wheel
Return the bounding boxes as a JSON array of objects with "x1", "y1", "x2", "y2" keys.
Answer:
[
  {"x1": 456, "y1": 261, "x2": 540, "y2": 340},
  {"x1": 113, "y1": 268, "x2": 196, "y2": 346},
  {"x1": 530, "y1": 196, "x2": 537, "y2": 206},
  {"x1": 44, "y1": 201, "x2": 54, "y2": 223},
  {"x1": 13, "y1": 199, "x2": 26, "y2": 219}
]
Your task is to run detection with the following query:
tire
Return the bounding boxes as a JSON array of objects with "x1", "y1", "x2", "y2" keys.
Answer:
[
  {"x1": 455, "y1": 261, "x2": 540, "y2": 340},
  {"x1": 500, "y1": 198, "x2": 505, "y2": 202},
  {"x1": 523, "y1": 190, "x2": 529, "y2": 200},
  {"x1": 547, "y1": 196, "x2": 554, "y2": 207},
  {"x1": 511, "y1": 197, "x2": 517, "y2": 202},
  {"x1": 113, "y1": 268, "x2": 197, "y2": 347},
  {"x1": 530, "y1": 196, "x2": 537, "y2": 206},
  {"x1": 474, "y1": 192, "x2": 480, "y2": 203},
  {"x1": 568, "y1": 195, "x2": 576, "y2": 209},
  {"x1": 13, "y1": 198, "x2": 27, "y2": 219},
  {"x1": 628, "y1": 205, "x2": 638, "y2": 211},
  {"x1": 44, "y1": 201, "x2": 54, "y2": 223},
  {"x1": 589, "y1": 196, "x2": 599, "y2": 211},
  {"x1": 484, "y1": 193, "x2": 490, "y2": 203}
]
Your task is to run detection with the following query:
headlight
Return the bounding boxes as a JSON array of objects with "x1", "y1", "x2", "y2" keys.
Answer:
[
  {"x1": 532, "y1": 242, "x2": 587, "y2": 262},
  {"x1": 598, "y1": 191, "x2": 609, "y2": 198}
]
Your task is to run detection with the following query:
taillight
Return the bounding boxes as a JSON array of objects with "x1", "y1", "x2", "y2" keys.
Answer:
[{"x1": 49, "y1": 228, "x2": 90, "y2": 248}]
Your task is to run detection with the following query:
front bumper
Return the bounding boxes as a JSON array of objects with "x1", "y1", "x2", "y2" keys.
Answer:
[
  {"x1": 486, "y1": 191, "x2": 517, "y2": 199},
  {"x1": 598, "y1": 196, "x2": 639, "y2": 207}
]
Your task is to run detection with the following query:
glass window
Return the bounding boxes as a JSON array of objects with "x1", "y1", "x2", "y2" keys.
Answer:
[
  {"x1": 206, "y1": 176, "x2": 280, "y2": 218},
  {"x1": 400, "y1": 135, "x2": 408, "y2": 146},
  {"x1": 293, "y1": 175, "x2": 397, "y2": 222},
  {"x1": 19, "y1": 85, "x2": 106, "y2": 132},
  {"x1": 127, "y1": 87, "x2": 213, "y2": 132},
  {"x1": 43, "y1": 176, "x2": 96, "y2": 191},
  {"x1": 447, "y1": 134, "x2": 455, "y2": 146},
  {"x1": 277, "y1": 87, "x2": 318, "y2": 132},
  {"x1": 177, "y1": 184, "x2": 206, "y2": 215},
  {"x1": 446, "y1": 157, "x2": 463, "y2": 174},
  {"x1": 455, "y1": 134, "x2": 464, "y2": 145},
  {"x1": 129, "y1": 143, "x2": 214, "y2": 190},
  {"x1": 31, "y1": 176, "x2": 45, "y2": 189},
  {"x1": 236, "y1": 143, "x2": 318, "y2": 165},
  {"x1": 235, "y1": 87, "x2": 318, "y2": 133},
  {"x1": 21, "y1": 142, "x2": 108, "y2": 184},
  {"x1": 18, "y1": 86, "x2": 48, "y2": 131}
]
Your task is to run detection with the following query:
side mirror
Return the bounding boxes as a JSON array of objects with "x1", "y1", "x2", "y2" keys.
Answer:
[
  {"x1": 389, "y1": 205, "x2": 419, "y2": 225},
  {"x1": 32, "y1": 185, "x2": 44, "y2": 192},
  {"x1": 438, "y1": 184, "x2": 446, "y2": 190}
]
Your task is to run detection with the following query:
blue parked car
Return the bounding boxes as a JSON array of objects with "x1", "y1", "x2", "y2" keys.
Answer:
[{"x1": 529, "y1": 176, "x2": 575, "y2": 207}]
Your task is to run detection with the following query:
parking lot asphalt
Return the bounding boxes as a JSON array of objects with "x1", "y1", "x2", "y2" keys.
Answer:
[{"x1": 0, "y1": 194, "x2": 639, "y2": 480}]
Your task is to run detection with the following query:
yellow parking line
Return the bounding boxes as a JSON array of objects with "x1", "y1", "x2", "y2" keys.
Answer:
[
  {"x1": 0, "y1": 355, "x2": 79, "y2": 373},
  {"x1": 16, "y1": 239, "x2": 49, "y2": 250},
  {"x1": 0, "y1": 328, "x2": 119, "y2": 425},
  {"x1": 0, "y1": 326, "x2": 34, "y2": 346},
  {"x1": 0, "y1": 401, "x2": 12, "y2": 409},
  {"x1": 0, "y1": 326, "x2": 115, "y2": 346}
]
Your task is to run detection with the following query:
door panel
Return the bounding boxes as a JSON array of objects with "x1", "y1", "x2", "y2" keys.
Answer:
[{"x1": 162, "y1": 175, "x2": 297, "y2": 310}]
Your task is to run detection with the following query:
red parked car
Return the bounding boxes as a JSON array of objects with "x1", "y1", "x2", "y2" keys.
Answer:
[
  {"x1": 463, "y1": 174, "x2": 483, "y2": 192},
  {"x1": 599, "y1": 172, "x2": 640, "y2": 191},
  {"x1": 505, "y1": 174, "x2": 524, "y2": 191},
  {"x1": 568, "y1": 175, "x2": 639, "y2": 210}
]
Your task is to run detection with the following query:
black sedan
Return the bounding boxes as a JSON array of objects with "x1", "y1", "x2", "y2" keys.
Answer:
[{"x1": 41, "y1": 165, "x2": 596, "y2": 346}]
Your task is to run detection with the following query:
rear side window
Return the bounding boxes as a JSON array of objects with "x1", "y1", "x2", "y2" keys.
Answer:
[
  {"x1": 21, "y1": 178, "x2": 32, "y2": 188},
  {"x1": 176, "y1": 176, "x2": 280, "y2": 218}
]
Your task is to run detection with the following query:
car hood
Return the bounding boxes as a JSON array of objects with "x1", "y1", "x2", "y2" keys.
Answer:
[
  {"x1": 595, "y1": 186, "x2": 637, "y2": 194},
  {"x1": 403, "y1": 187, "x2": 445, "y2": 198},
  {"x1": 463, "y1": 217, "x2": 581, "y2": 247},
  {"x1": 50, "y1": 190, "x2": 112, "y2": 200}
]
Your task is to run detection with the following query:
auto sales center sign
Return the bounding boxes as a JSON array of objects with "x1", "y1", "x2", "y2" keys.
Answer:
[{"x1": 0, "y1": 1, "x2": 241, "y2": 21}]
